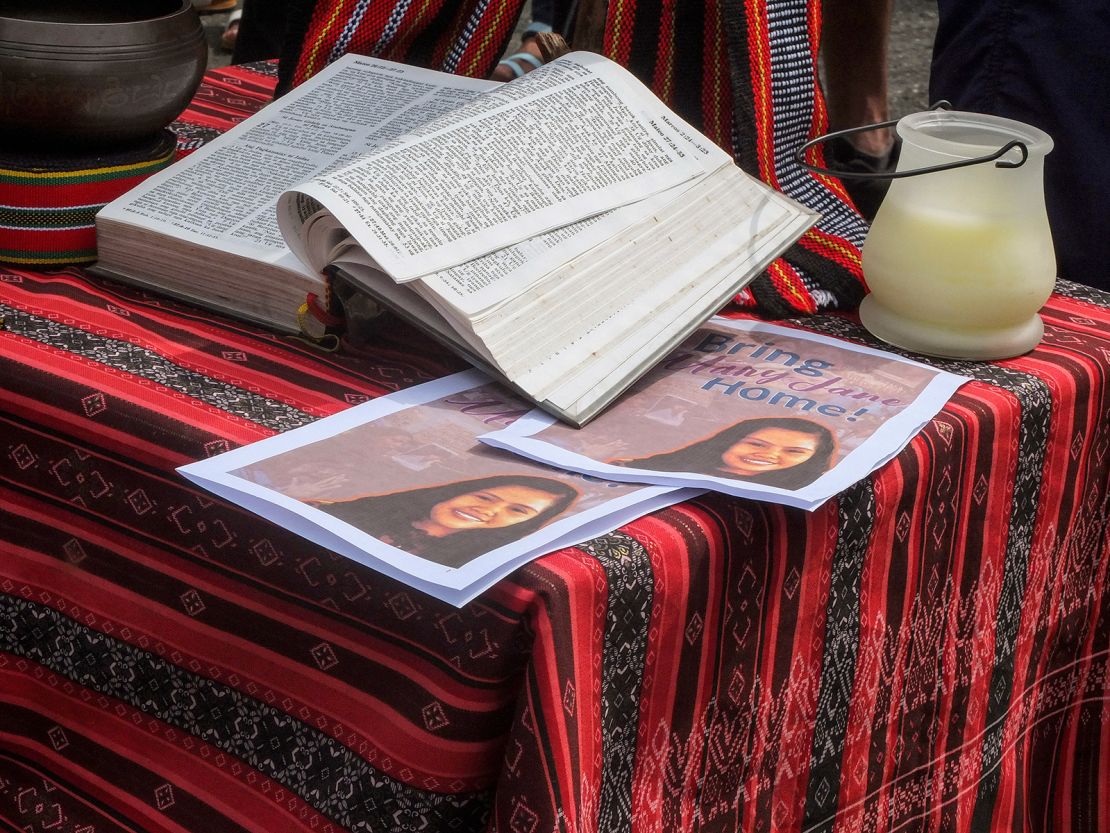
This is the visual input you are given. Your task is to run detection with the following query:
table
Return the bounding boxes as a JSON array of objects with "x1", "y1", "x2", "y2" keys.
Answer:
[{"x1": 1, "y1": 63, "x2": 1108, "y2": 833}]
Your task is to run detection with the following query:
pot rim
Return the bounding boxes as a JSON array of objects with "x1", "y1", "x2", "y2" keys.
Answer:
[
  {"x1": 897, "y1": 109, "x2": 1054, "y2": 161},
  {"x1": 0, "y1": 36, "x2": 204, "y2": 59},
  {"x1": 0, "y1": 0, "x2": 195, "y2": 41}
]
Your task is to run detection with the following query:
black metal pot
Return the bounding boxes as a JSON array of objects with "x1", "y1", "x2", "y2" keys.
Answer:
[{"x1": 0, "y1": 0, "x2": 207, "y2": 149}]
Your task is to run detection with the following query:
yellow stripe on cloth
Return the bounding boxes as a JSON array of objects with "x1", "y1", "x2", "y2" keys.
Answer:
[{"x1": 0, "y1": 150, "x2": 174, "y2": 181}]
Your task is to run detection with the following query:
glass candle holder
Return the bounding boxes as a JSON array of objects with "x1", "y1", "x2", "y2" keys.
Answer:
[{"x1": 858, "y1": 110, "x2": 1055, "y2": 360}]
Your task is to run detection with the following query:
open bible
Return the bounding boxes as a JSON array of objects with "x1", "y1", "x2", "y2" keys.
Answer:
[{"x1": 96, "y1": 52, "x2": 815, "y2": 425}]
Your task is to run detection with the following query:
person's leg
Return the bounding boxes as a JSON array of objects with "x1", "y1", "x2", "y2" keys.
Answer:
[
  {"x1": 492, "y1": 0, "x2": 575, "y2": 81},
  {"x1": 820, "y1": 0, "x2": 895, "y2": 220},
  {"x1": 232, "y1": 0, "x2": 290, "y2": 64},
  {"x1": 221, "y1": 6, "x2": 243, "y2": 52},
  {"x1": 822, "y1": 0, "x2": 893, "y2": 156}
]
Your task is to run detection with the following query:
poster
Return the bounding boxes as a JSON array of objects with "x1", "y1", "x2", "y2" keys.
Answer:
[
  {"x1": 481, "y1": 319, "x2": 970, "y2": 510},
  {"x1": 179, "y1": 370, "x2": 694, "y2": 605}
]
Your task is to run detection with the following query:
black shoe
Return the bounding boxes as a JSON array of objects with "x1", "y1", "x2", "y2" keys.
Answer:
[{"x1": 824, "y1": 135, "x2": 900, "y2": 221}]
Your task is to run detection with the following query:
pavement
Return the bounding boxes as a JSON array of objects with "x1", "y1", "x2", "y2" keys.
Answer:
[
  {"x1": 197, "y1": 4, "x2": 238, "y2": 71},
  {"x1": 889, "y1": 0, "x2": 939, "y2": 118}
]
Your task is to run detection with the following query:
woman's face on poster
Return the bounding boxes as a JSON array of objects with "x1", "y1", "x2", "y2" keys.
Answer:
[
  {"x1": 427, "y1": 485, "x2": 560, "y2": 533},
  {"x1": 719, "y1": 427, "x2": 820, "y2": 476}
]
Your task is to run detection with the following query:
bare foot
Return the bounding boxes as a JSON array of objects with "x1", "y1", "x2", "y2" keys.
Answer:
[{"x1": 220, "y1": 9, "x2": 241, "y2": 51}]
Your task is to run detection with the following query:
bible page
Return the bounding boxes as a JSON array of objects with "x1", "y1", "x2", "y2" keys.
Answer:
[
  {"x1": 413, "y1": 111, "x2": 734, "y2": 319},
  {"x1": 280, "y1": 52, "x2": 714, "y2": 282},
  {"x1": 497, "y1": 176, "x2": 817, "y2": 406},
  {"x1": 99, "y1": 54, "x2": 495, "y2": 274}
]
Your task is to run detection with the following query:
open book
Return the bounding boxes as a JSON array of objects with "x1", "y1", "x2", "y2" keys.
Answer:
[{"x1": 96, "y1": 52, "x2": 815, "y2": 425}]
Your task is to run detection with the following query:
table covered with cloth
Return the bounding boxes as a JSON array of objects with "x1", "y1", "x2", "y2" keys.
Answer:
[{"x1": 2, "y1": 63, "x2": 1110, "y2": 833}]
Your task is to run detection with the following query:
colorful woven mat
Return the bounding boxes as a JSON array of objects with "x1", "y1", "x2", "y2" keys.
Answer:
[
  {"x1": 279, "y1": 0, "x2": 526, "y2": 93},
  {"x1": 0, "y1": 131, "x2": 176, "y2": 267}
]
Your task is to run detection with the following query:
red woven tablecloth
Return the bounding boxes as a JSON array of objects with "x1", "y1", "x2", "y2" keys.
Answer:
[{"x1": 1, "y1": 64, "x2": 1108, "y2": 833}]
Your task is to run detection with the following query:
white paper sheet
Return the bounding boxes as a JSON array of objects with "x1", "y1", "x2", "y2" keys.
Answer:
[
  {"x1": 280, "y1": 53, "x2": 716, "y2": 281},
  {"x1": 480, "y1": 319, "x2": 971, "y2": 511},
  {"x1": 179, "y1": 371, "x2": 695, "y2": 605},
  {"x1": 100, "y1": 54, "x2": 495, "y2": 272}
]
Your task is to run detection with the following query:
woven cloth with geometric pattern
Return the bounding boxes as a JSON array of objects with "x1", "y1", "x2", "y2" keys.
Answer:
[{"x1": 0, "y1": 130, "x2": 176, "y2": 267}]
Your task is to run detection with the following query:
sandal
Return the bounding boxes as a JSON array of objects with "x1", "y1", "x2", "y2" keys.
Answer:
[
  {"x1": 192, "y1": 0, "x2": 237, "y2": 14},
  {"x1": 823, "y1": 135, "x2": 900, "y2": 221},
  {"x1": 491, "y1": 29, "x2": 569, "y2": 82},
  {"x1": 495, "y1": 51, "x2": 544, "y2": 79}
]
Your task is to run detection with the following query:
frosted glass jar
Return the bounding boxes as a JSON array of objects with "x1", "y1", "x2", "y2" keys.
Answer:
[{"x1": 859, "y1": 110, "x2": 1056, "y2": 360}]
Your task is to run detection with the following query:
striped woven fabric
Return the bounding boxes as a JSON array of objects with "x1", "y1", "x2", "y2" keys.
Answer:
[
  {"x1": 1, "y1": 265, "x2": 1108, "y2": 833},
  {"x1": 282, "y1": 0, "x2": 528, "y2": 90},
  {"x1": 280, "y1": 0, "x2": 869, "y2": 317},
  {"x1": 0, "y1": 131, "x2": 177, "y2": 267},
  {"x1": 2, "y1": 62, "x2": 1108, "y2": 833},
  {"x1": 598, "y1": 0, "x2": 869, "y2": 316}
]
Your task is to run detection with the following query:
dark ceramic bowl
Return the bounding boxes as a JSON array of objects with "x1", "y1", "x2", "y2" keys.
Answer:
[{"x1": 0, "y1": 0, "x2": 207, "y2": 149}]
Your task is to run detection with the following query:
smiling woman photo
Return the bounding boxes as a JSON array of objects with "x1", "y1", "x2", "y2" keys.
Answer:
[
  {"x1": 612, "y1": 417, "x2": 838, "y2": 489},
  {"x1": 308, "y1": 474, "x2": 580, "y2": 567}
]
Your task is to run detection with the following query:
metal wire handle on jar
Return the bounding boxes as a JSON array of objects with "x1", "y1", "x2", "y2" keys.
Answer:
[{"x1": 794, "y1": 101, "x2": 1029, "y2": 179}]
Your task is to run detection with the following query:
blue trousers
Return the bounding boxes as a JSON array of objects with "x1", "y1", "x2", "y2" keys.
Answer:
[{"x1": 931, "y1": 2, "x2": 1110, "y2": 291}]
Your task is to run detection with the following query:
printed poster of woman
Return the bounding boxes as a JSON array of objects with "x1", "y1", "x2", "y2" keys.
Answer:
[
  {"x1": 220, "y1": 375, "x2": 676, "y2": 570},
  {"x1": 304, "y1": 473, "x2": 580, "y2": 567},
  {"x1": 480, "y1": 318, "x2": 968, "y2": 508},
  {"x1": 611, "y1": 415, "x2": 839, "y2": 489}
]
